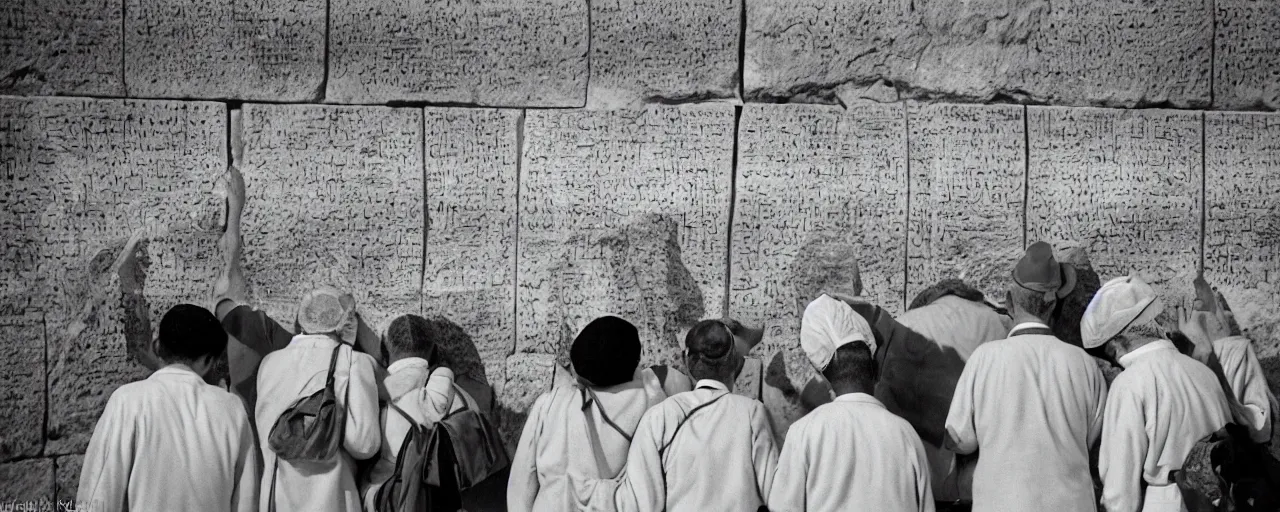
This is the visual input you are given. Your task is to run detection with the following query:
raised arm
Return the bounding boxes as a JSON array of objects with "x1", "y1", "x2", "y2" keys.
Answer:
[
  {"x1": 343, "y1": 351, "x2": 382, "y2": 460},
  {"x1": 943, "y1": 348, "x2": 984, "y2": 455}
]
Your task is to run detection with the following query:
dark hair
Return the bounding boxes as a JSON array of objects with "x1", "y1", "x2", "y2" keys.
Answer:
[
  {"x1": 1007, "y1": 285, "x2": 1056, "y2": 319},
  {"x1": 157, "y1": 304, "x2": 228, "y2": 363},
  {"x1": 821, "y1": 342, "x2": 876, "y2": 388},
  {"x1": 571, "y1": 316, "x2": 642, "y2": 388},
  {"x1": 684, "y1": 319, "x2": 740, "y2": 382},
  {"x1": 386, "y1": 314, "x2": 438, "y2": 363}
]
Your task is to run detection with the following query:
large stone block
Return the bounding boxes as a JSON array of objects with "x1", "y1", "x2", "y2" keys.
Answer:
[
  {"x1": 0, "y1": 314, "x2": 44, "y2": 462},
  {"x1": 745, "y1": 0, "x2": 1213, "y2": 108},
  {"x1": 0, "y1": 0, "x2": 122, "y2": 96},
  {"x1": 495, "y1": 353, "x2": 561, "y2": 449},
  {"x1": 588, "y1": 0, "x2": 740, "y2": 108},
  {"x1": 517, "y1": 106, "x2": 735, "y2": 368},
  {"x1": 124, "y1": 0, "x2": 325, "y2": 101},
  {"x1": 731, "y1": 103, "x2": 907, "y2": 427},
  {"x1": 55, "y1": 454, "x2": 82, "y2": 502},
  {"x1": 1027, "y1": 107, "x2": 1202, "y2": 308},
  {"x1": 1205, "y1": 112, "x2": 1280, "y2": 366},
  {"x1": 0, "y1": 458, "x2": 54, "y2": 503},
  {"x1": 0, "y1": 97, "x2": 227, "y2": 454},
  {"x1": 239, "y1": 104, "x2": 423, "y2": 334},
  {"x1": 907, "y1": 103, "x2": 1025, "y2": 302},
  {"x1": 1214, "y1": 0, "x2": 1280, "y2": 110},
  {"x1": 328, "y1": 0, "x2": 588, "y2": 106},
  {"x1": 422, "y1": 108, "x2": 520, "y2": 384}
]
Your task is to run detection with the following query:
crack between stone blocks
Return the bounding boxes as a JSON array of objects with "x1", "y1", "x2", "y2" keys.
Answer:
[
  {"x1": 40, "y1": 310, "x2": 49, "y2": 458},
  {"x1": 901, "y1": 103, "x2": 911, "y2": 309},
  {"x1": 1199, "y1": 111, "x2": 1208, "y2": 275},
  {"x1": 1022, "y1": 105, "x2": 1030, "y2": 250},
  {"x1": 120, "y1": 0, "x2": 127, "y2": 96},
  {"x1": 512, "y1": 109, "x2": 526, "y2": 357},
  {"x1": 1209, "y1": 0, "x2": 1216, "y2": 109},
  {"x1": 724, "y1": 106, "x2": 742, "y2": 317},
  {"x1": 737, "y1": 0, "x2": 746, "y2": 101},
  {"x1": 419, "y1": 109, "x2": 428, "y2": 310},
  {"x1": 583, "y1": 0, "x2": 592, "y2": 108},
  {"x1": 316, "y1": 0, "x2": 331, "y2": 102}
]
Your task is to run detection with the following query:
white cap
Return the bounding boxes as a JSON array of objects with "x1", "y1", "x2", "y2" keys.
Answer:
[
  {"x1": 1080, "y1": 275, "x2": 1164, "y2": 349},
  {"x1": 800, "y1": 294, "x2": 876, "y2": 371},
  {"x1": 297, "y1": 285, "x2": 356, "y2": 334}
]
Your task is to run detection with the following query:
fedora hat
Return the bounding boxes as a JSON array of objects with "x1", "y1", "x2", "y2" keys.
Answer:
[{"x1": 1012, "y1": 241, "x2": 1077, "y2": 301}]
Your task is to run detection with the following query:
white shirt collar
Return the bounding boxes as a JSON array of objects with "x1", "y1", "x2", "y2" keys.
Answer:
[
  {"x1": 388, "y1": 357, "x2": 430, "y2": 374},
  {"x1": 1117, "y1": 339, "x2": 1177, "y2": 369},
  {"x1": 290, "y1": 333, "x2": 344, "y2": 348},
  {"x1": 695, "y1": 379, "x2": 729, "y2": 392},
  {"x1": 833, "y1": 392, "x2": 883, "y2": 407},
  {"x1": 151, "y1": 363, "x2": 202, "y2": 380},
  {"x1": 1009, "y1": 321, "x2": 1051, "y2": 336}
]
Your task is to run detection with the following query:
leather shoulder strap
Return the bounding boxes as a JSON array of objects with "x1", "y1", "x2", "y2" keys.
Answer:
[
  {"x1": 582, "y1": 387, "x2": 633, "y2": 442},
  {"x1": 325, "y1": 342, "x2": 343, "y2": 388}
]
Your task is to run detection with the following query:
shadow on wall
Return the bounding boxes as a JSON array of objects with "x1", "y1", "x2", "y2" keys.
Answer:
[{"x1": 426, "y1": 315, "x2": 488, "y2": 385}]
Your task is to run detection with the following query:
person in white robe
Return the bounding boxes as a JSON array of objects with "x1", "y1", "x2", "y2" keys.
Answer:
[
  {"x1": 769, "y1": 294, "x2": 934, "y2": 512},
  {"x1": 1083, "y1": 275, "x2": 1232, "y2": 512},
  {"x1": 578, "y1": 318, "x2": 778, "y2": 512},
  {"x1": 944, "y1": 242, "x2": 1108, "y2": 512},
  {"x1": 507, "y1": 315, "x2": 692, "y2": 512},
  {"x1": 77, "y1": 304, "x2": 259, "y2": 512},
  {"x1": 255, "y1": 286, "x2": 381, "y2": 512}
]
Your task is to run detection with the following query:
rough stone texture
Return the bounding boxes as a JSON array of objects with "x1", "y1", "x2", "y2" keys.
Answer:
[
  {"x1": 422, "y1": 108, "x2": 520, "y2": 384},
  {"x1": 496, "y1": 353, "x2": 559, "y2": 450},
  {"x1": 0, "y1": 97, "x2": 226, "y2": 454},
  {"x1": 517, "y1": 106, "x2": 735, "y2": 368},
  {"x1": 745, "y1": 0, "x2": 1213, "y2": 108},
  {"x1": 0, "y1": 0, "x2": 122, "y2": 96},
  {"x1": 239, "y1": 104, "x2": 423, "y2": 334},
  {"x1": 328, "y1": 0, "x2": 588, "y2": 106},
  {"x1": 0, "y1": 458, "x2": 54, "y2": 503},
  {"x1": 588, "y1": 0, "x2": 740, "y2": 108},
  {"x1": 0, "y1": 314, "x2": 44, "y2": 462},
  {"x1": 907, "y1": 103, "x2": 1025, "y2": 302},
  {"x1": 1027, "y1": 107, "x2": 1202, "y2": 310},
  {"x1": 55, "y1": 454, "x2": 82, "y2": 502},
  {"x1": 1214, "y1": 0, "x2": 1280, "y2": 110},
  {"x1": 124, "y1": 0, "x2": 325, "y2": 101},
  {"x1": 1205, "y1": 112, "x2": 1280, "y2": 392}
]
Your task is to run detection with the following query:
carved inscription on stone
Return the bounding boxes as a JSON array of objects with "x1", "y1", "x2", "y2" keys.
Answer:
[
  {"x1": 518, "y1": 106, "x2": 734, "y2": 368},
  {"x1": 0, "y1": 314, "x2": 44, "y2": 461},
  {"x1": 124, "y1": 0, "x2": 325, "y2": 101},
  {"x1": 329, "y1": 0, "x2": 588, "y2": 106},
  {"x1": 907, "y1": 103, "x2": 1025, "y2": 302},
  {"x1": 240, "y1": 104, "x2": 423, "y2": 334},
  {"x1": 1205, "y1": 112, "x2": 1280, "y2": 358},
  {"x1": 1214, "y1": 0, "x2": 1280, "y2": 110},
  {"x1": 0, "y1": 458, "x2": 53, "y2": 502},
  {"x1": 1027, "y1": 107, "x2": 1201, "y2": 305},
  {"x1": 588, "y1": 0, "x2": 740, "y2": 108},
  {"x1": 55, "y1": 454, "x2": 83, "y2": 502},
  {"x1": 746, "y1": 0, "x2": 1212, "y2": 107},
  {"x1": 731, "y1": 103, "x2": 907, "y2": 427},
  {"x1": 497, "y1": 353, "x2": 558, "y2": 449},
  {"x1": 0, "y1": 0, "x2": 122, "y2": 96},
  {"x1": 423, "y1": 108, "x2": 519, "y2": 383},
  {"x1": 0, "y1": 97, "x2": 227, "y2": 453}
]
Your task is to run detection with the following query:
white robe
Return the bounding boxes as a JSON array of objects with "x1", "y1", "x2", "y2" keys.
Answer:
[
  {"x1": 1213, "y1": 335, "x2": 1275, "y2": 443},
  {"x1": 77, "y1": 365, "x2": 259, "y2": 512},
  {"x1": 255, "y1": 335, "x2": 381, "y2": 512},
  {"x1": 1099, "y1": 340, "x2": 1231, "y2": 512},
  {"x1": 507, "y1": 367, "x2": 678, "y2": 512},
  {"x1": 769, "y1": 393, "x2": 935, "y2": 512},
  {"x1": 944, "y1": 323, "x2": 1108, "y2": 512}
]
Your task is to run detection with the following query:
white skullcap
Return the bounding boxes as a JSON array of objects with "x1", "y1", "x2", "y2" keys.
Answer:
[
  {"x1": 1080, "y1": 275, "x2": 1164, "y2": 349},
  {"x1": 297, "y1": 285, "x2": 356, "y2": 334},
  {"x1": 800, "y1": 294, "x2": 876, "y2": 371}
]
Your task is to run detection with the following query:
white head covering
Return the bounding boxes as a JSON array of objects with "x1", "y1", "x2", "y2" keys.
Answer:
[
  {"x1": 1080, "y1": 275, "x2": 1164, "y2": 349},
  {"x1": 800, "y1": 294, "x2": 876, "y2": 371},
  {"x1": 297, "y1": 285, "x2": 356, "y2": 334}
]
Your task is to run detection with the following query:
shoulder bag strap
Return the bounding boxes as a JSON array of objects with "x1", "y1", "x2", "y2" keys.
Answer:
[
  {"x1": 658, "y1": 391, "x2": 730, "y2": 497},
  {"x1": 268, "y1": 458, "x2": 279, "y2": 512},
  {"x1": 387, "y1": 401, "x2": 418, "y2": 428},
  {"x1": 325, "y1": 342, "x2": 342, "y2": 389},
  {"x1": 583, "y1": 387, "x2": 633, "y2": 442}
]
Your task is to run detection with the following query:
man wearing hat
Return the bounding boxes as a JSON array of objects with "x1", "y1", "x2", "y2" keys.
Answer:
[
  {"x1": 944, "y1": 242, "x2": 1109, "y2": 512},
  {"x1": 1083, "y1": 275, "x2": 1231, "y2": 512},
  {"x1": 254, "y1": 285, "x2": 383, "y2": 512},
  {"x1": 768, "y1": 295, "x2": 935, "y2": 512}
]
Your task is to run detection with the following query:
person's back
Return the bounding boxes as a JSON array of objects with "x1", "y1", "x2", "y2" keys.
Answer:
[{"x1": 77, "y1": 304, "x2": 258, "y2": 512}]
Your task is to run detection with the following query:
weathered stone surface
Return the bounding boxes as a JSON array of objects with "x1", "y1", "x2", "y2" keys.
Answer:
[
  {"x1": 907, "y1": 103, "x2": 1025, "y2": 302},
  {"x1": 1205, "y1": 112, "x2": 1280, "y2": 368},
  {"x1": 239, "y1": 104, "x2": 423, "y2": 334},
  {"x1": 0, "y1": 97, "x2": 226, "y2": 454},
  {"x1": 517, "y1": 106, "x2": 735, "y2": 368},
  {"x1": 55, "y1": 454, "x2": 82, "y2": 502},
  {"x1": 588, "y1": 0, "x2": 740, "y2": 108},
  {"x1": 745, "y1": 0, "x2": 1213, "y2": 108},
  {"x1": 1027, "y1": 107, "x2": 1202, "y2": 309},
  {"x1": 0, "y1": 314, "x2": 44, "y2": 461},
  {"x1": 496, "y1": 353, "x2": 559, "y2": 449},
  {"x1": 1214, "y1": 0, "x2": 1280, "y2": 110},
  {"x1": 0, "y1": 458, "x2": 54, "y2": 503},
  {"x1": 124, "y1": 0, "x2": 325, "y2": 101},
  {"x1": 328, "y1": 0, "x2": 588, "y2": 106},
  {"x1": 731, "y1": 103, "x2": 907, "y2": 431},
  {"x1": 0, "y1": 0, "x2": 122, "y2": 96},
  {"x1": 422, "y1": 108, "x2": 520, "y2": 383}
]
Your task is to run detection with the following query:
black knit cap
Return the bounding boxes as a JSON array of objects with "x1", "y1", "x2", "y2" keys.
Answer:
[
  {"x1": 158, "y1": 304, "x2": 228, "y2": 362},
  {"x1": 571, "y1": 316, "x2": 642, "y2": 388}
]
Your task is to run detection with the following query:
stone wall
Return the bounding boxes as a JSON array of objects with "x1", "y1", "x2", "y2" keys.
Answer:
[{"x1": 2, "y1": 0, "x2": 1279, "y2": 506}]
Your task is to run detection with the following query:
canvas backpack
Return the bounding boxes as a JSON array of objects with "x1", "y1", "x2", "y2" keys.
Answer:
[
  {"x1": 436, "y1": 384, "x2": 510, "y2": 491},
  {"x1": 373, "y1": 402, "x2": 461, "y2": 512}
]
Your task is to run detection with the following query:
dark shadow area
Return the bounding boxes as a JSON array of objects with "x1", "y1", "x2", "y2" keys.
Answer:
[{"x1": 425, "y1": 315, "x2": 488, "y2": 385}]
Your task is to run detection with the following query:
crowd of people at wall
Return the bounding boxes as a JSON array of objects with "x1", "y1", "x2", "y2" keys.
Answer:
[{"x1": 72, "y1": 231, "x2": 1279, "y2": 511}]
